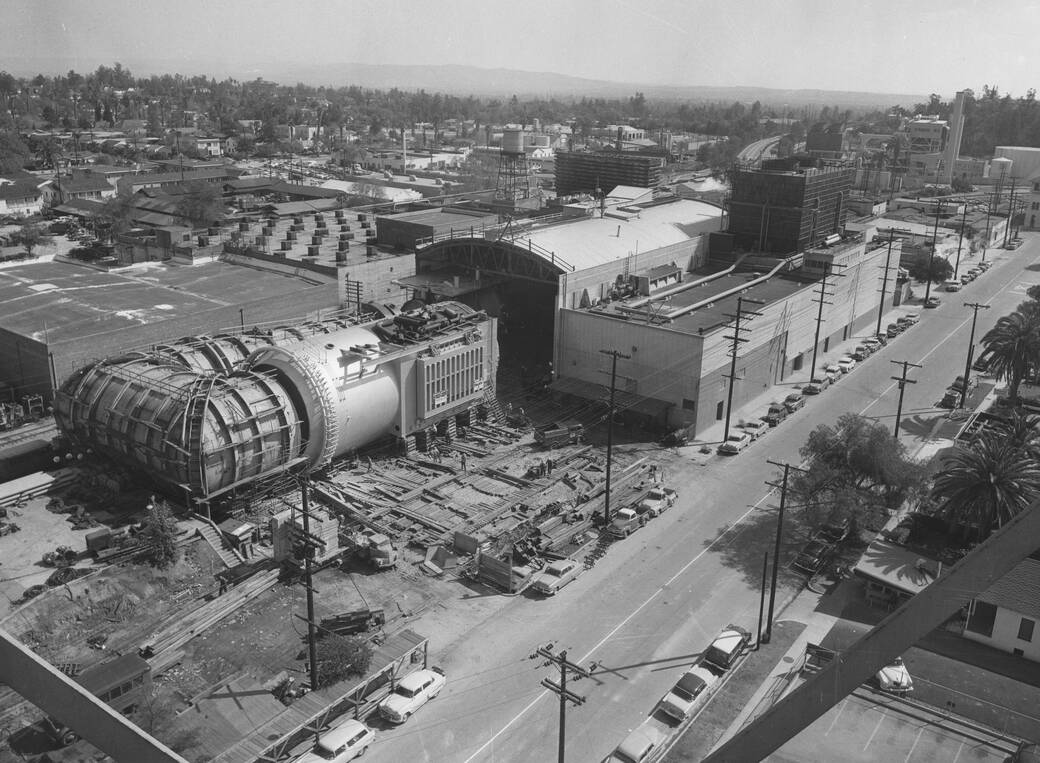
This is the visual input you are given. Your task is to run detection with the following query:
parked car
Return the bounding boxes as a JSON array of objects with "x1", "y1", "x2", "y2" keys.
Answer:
[
  {"x1": 943, "y1": 280, "x2": 962, "y2": 292},
  {"x1": 657, "y1": 664, "x2": 718, "y2": 722},
  {"x1": 740, "y1": 419, "x2": 770, "y2": 440},
  {"x1": 764, "y1": 403, "x2": 788, "y2": 426},
  {"x1": 823, "y1": 363, "x2": 843, "y2": 381},
  {"x1": 862, "y1": 337, "x2": 882, "y2": 352},
  {"x1": 886, "y1": 323, "x2": 901, "y2": 338},
  {"x1": 960, "y1": 273, "x2": 973, "y2": 285},
  {"x1": 605, "y1": 723, "x2": 665, "y2": 763},
  {"x1": 950, "y1": 374, "x2": 978, "y2": 395},
  {"x1": 851, "y1": 346, "x2": 871, "y2": 361},
  {"x1": 873, "y1": 333, "x2": 889, "y2": 346},
  {"x1": 637, "y1": 486, "x2": 678, "y2": 517},
  {"x1": 876, "y1": 656, "x2": 914, "y2": 696},
  {"x1": 815, "y1": 518, "x2": 850, "y2": 544},
  {"x1": 803, "y1": 377, "x2": 829, "y2": 395},
  {"x1": 297, "y1": 719, "x2": 375, "y2": 763},
  {"x1": 924, "y1": 296, "x2": 941, "y2": 308},
  {"x1": 783, "y1": 392, "x2": 805, "y2": 412},
  {"x1": 977, "y1": 261, "x2": 992, "y2": 271},
  {"x1": 793, "y1": 538, "x2": 835, "y2": 575},
  {"x1": 718, "y1": 431, "x2": 752, "y2": 454},
  {"x1": 939, "y1": 387, "x2": 962, "y2": 408},
  {"x1": 377, "y1": 668, "x2": 446, "y2": 724},
  {"x1": 972, "y1": 347, "x2": 995, "y2": 372},
  {"x1": 531, "y1": 558, "x2": 583, "y2": 595},
  {"x1": 837, "y1": 356, "x2": 856, "y2": 373},
  {"x1": 898, "y1": 313, "x2": 920, "y2": 327},
  {"x1": 703, "y1": 625, "x2": 752, "y2": 671}
]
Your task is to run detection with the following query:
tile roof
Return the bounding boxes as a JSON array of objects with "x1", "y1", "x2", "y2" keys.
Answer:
[{"x1": 978, "y1": 557, "x2": 1040, "y2": 620}]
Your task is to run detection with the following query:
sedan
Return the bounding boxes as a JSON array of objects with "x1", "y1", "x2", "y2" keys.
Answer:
[
  {"x1": 823, "y1": 363, "x2": 843, "y2": 381},
  {"x1": 377, "y1": 667, "x2": 446, "y2": 724},
  {"x1": 793, "y1": 539, "x2": 835, "y2": 575},
  {"x1": 873, "y1": 333, "x2": 889, "y2": 346},
  {"x1": 531, "y1": 558, "x2": 582, "y2": 595},
  {"x1": 803, "y1": 377, "x2": 829, "y2": 395},
  {"x1": 658, "y1": 664, "x2": 718, "y2": 722},
  {"x1": 784, "y1": 392, "x2": 805, "y2": 412},
  {"x1": 924, "y1": 296, "x2": 941, "y2": 308},
  {"x1": 718, "y1": 432, "x2": 752, "y2": 455},
  {"x1": 837, "y1": 356, "x2": 856, "y2": 373}
]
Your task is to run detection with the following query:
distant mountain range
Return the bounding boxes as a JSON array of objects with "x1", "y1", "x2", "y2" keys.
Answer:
[{"x1": 0, "y1": 57, "x2": 925, "y2": 109}]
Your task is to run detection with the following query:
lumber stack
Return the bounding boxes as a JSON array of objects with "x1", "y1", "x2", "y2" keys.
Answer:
[{"x1": 140, "y1": 567, "x2": 281, "y2": 661}]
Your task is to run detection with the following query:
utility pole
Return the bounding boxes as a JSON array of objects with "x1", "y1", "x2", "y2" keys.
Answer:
[
  {"x1": 1004, "y1": 177, "x2": 1017, "y2": 248},
  {"x1": 923, "y1": 199, "x2": 944, "y2": 306},
  {"x1": 762, "y1": 460, "x2": 806, "y2": 644},
  {"x1": 756, "y1": 551, "x2": 769, "y2": 650},
  {"x1": 599, "y1": 349, "x2": 630, "y2": 524},
  {"x1": 808, "y1": 263, "x2": 843, "y2": 383},
  {"x1": 536, "y1": 645, "x2": 589, "y2": 763},
  {"x1": 983, "y1": 196, "x2": 992, "y2": 263},
  {"x1": 875, "y1": 230, "x2": 896, "y2": 337},
  {"x1": 961, "y1": 302, "x2": 991, "y2": 408},
  {"x1": 722, "y1": 297, "x2": 764, "y2": 442},
  {"x1": 890, "y1": 360, "x2": 921, "y2": 439},
  {"x1": 953, "y1": 202, "x2": 968, "y2": 278}
]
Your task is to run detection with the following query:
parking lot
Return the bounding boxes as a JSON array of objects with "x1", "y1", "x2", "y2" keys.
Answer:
[{"x1": 768, "y1": 690, "x2": 1017, "y2": 762}]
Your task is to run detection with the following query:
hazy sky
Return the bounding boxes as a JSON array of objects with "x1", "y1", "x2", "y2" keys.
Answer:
[{"x1": 6, "y1": 0, "x2": 1040, "y2": 96}]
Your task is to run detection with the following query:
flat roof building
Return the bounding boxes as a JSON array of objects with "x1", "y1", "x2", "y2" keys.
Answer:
[{"x1": 555, "y1": 152, "x2": 664, "y2": 196}]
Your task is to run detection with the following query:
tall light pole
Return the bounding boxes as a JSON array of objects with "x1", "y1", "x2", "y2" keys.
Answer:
[
  {"x1": 961, "y1": 303, "x2": 990, "y2": 408},
  {"x1": 599, "y1": 349, "x2": 630, "y2": 524}
]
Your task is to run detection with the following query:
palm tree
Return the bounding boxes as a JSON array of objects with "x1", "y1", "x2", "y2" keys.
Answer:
[
  {"x1": 981, "y1": 311, "x2": 1040, "y2": 402},
  {"x1": 932, "y1": 434, "x2": 1040, "y2": 541},
  {"x1": 990, "y1": 409, "x2": 1040, "y2": 458}
]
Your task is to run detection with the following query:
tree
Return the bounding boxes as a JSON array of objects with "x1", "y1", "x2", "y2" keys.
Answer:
[
  {"x1": 314, "y1": 634, "x2": 373, "y2": 688},
  {"x1": 905, "y1": 251, "x2": 953, "y2": 283},
  {"x1": 11, "y1": 223, "x2": 53, "y2": 258},
  {"x1": 791, "y1": 413, "x2": 927, "y2": 537},
  {"x1": 0, "y1": 130, "x2": 31, "y2": 173},
  {"x1": 131, "y1": 686, "x2": 202, "y2": 753},
  {"x1": 981, "y1": 311, "x2": 1040, "y2": 402},
  {"x1": 142, "y1": 499, "x2": 179, "y2": 568},
  {"x1": 931, "y1": 433, "x2": 1040, "y2": 541},
  {"x1": 176, "y1": 180, "x2": 225, "y2": 228}
]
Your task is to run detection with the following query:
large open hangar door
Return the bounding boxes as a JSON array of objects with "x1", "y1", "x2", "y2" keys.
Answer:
[{"x1": 401, "y1": 236, "x2": 565, "y2": 399}]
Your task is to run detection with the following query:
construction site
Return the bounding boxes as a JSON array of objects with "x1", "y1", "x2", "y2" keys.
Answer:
[{"x1": 0, "y1": 282, "x2": 666, "y2": 762}]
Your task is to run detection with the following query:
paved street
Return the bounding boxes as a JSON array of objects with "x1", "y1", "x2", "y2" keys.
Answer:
[{"x1": 365, "y1": 235, "x2": 1039, "y2": 763}]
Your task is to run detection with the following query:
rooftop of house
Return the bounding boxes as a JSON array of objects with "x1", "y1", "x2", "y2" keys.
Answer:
[
  {"x1": 853, "y1": 539, "x2": 945, "y2": 596},
  {"x1": 977, "y1": 553, "x2": 1040, "y2": 620}
]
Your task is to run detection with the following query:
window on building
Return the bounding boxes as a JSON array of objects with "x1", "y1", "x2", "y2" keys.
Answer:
[
  {"x1": 965, "y1": 600, "x2": 997, "y2": 637},
  {"x1": 682, "y1": 398, "x2": 696, "y2": 412},
  {"x1": 793, "y1": 354, "x2": 804, "y2": 371},
  {"x1": 1018, "y1": 618, "x2": 1035, "y2": 642},
  {"x1": 1014, "y1": 648, "x2": 1025, "y2": 657}
]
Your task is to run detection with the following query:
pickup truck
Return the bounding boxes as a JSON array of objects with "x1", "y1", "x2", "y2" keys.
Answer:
[
  {"x1": 608, "y1": 507, "x2": 646, "y2": 538},
  {"x1": 764, "y1": 403, "x2": 788, "y2": 426}
]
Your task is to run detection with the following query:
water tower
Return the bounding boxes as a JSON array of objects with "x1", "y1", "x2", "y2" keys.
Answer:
[{"x1": 495, "y1": 128, "x2": 531, "y2": 208}]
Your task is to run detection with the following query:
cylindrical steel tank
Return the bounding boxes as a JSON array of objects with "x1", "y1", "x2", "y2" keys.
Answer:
[
  {"x1": 501, "y1": 129, "x2": 525, "y2": 155},
  {"x1": 247, "y1": 325, "x2": 400, "y2": 468},
  {"x1": 54, "y1": 357, "x2": 302, "y2": 497}
]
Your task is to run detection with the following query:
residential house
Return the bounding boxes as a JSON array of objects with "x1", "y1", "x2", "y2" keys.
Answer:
[
  {"x1": 964, "y1": 553, "x2": 1040, "y2": 662},
  {"x1": 41, "y1": 174, "x2": 118, "y2": 206},
  {"x1": 852, "y1": 540, "x2": 944, "y2": 610},
  {"x1": 0, "y1": 176, "x2": 44, "y2": 218}
]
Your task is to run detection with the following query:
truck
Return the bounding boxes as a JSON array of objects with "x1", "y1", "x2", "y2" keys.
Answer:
[
  {"x1": 350, "y1": 529, "x2": 398, "y2": 569},
  {"x1": 534, "y1": 420, "x2": 584, "y2": 448},
  {"x1": 608, "y1": 507, "x2": 646, "y2": 538},
  {"x1": 635, "y1": 486, "x2": 677, "y2": 518}
]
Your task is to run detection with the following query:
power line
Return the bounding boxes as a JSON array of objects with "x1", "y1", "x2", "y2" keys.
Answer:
[
  {"x1": 890, "y1": 360, "x2": 922, "y2": 439},
  {"x1": 722, "y1": 296, "x2": 764, "y2": 443},
  {"x1": 961, "y1": 303, "x2": 990, "y2": 409}
]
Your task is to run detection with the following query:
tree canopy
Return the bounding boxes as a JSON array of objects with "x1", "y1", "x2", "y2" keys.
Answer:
[
  {"x1": 314, "y1": 634, "x2": 373, "y2": 688},
  {"x1": 905, "y1": 251, "x2": 954, "y2": 284},
  {"x1": 791, "y1": 414, "x2": 928, "y2": 536},
  {"x1": 176, "y1": 181, "x2": 225, "y2": 228}
]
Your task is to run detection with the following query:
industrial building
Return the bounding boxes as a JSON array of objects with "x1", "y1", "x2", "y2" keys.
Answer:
[
  {"x1": 554, "y1": 152, "x2": 664, "y2": 196},
  {"x1": 554, "y1": 230, "x2": 899, "y2": 435},
  {"x1": 54, "y1": 302, "x2": 497, "y2": 502},
  {"x1": 723, "y1": 157, "x2": 855, "y2": 255}
]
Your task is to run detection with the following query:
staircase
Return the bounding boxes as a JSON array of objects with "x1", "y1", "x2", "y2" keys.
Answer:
[
  {"x1": 194, "y1": 520, "x2": 243, "y2": 568},
  {"x1": 481, "y1": 376, "x2": 506, "y2": 425}
]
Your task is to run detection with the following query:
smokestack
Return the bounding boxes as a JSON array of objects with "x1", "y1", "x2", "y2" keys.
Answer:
[{"x1": 943, "y1": 90, "x2": 967, "y2": 184}]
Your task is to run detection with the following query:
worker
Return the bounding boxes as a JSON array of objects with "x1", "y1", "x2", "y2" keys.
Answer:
[
  {"x1": 460, "y1": 453, "x2": 468, "y2": 473},
  {"x1": 366, "y1": 456, "x2": 373, "y2": 473},
  {"x1": 546, "y1": 457, "x2": 554, "y2": 475}
]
